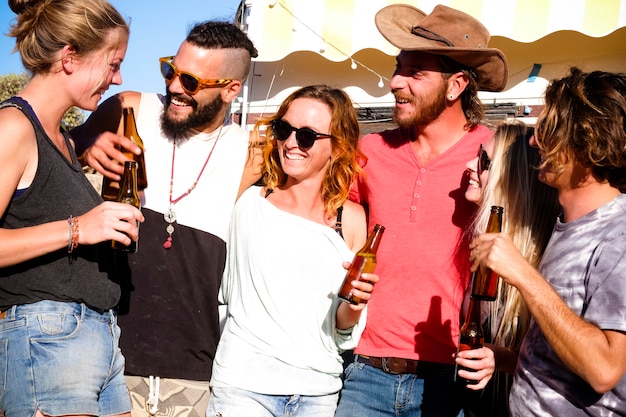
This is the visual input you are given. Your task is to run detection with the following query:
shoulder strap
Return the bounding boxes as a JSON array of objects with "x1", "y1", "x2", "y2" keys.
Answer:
[
  {"x1": 335, "y1": 206, "x2": 344, "y2": 239},
  {"x1": 0, "y1": 96, "x2": 43, "y2": 128}
]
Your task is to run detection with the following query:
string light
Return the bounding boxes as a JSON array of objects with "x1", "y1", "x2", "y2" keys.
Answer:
[{"x1": 269, "y1": 0, "x2": 389, "y2": 87}]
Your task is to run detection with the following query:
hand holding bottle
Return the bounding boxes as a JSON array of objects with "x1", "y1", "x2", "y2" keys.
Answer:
[
  {"x1": 72, "y1": 201, "x2": 143, "y2": 247},
  {"x1": 336, "y1": 265, "x2": 379, "y2": 331},
  {"x1": 79, "y1": 131, "x2": 141, "y2": 178},
  {"x1": 471, "y1": 206, "x2": 503, "y2": 300},
  {"x1": 454, "y1": 345, "x2": 495, "y2": 390},
  {"x1": 470, "y1": 232, "x2": 532, "y2": 291},
  {"x1": 338, "y1": 224, "x2": 385, "y2": 304},
  {"x1": 101, "y1": 107, "x2": 147, "y2": 200},
  {"x1": 340, "y1": 264, "x2": 379, "y2": 309}
]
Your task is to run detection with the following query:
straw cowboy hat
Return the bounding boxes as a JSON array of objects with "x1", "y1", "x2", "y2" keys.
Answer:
[{"x1": 375, "y1": 4, "x2": 508, "y2": 92}]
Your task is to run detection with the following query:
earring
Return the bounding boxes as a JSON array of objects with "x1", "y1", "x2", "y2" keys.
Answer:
[{"x1": 449, "y1": 94, "x2": 454, "y2": 100}]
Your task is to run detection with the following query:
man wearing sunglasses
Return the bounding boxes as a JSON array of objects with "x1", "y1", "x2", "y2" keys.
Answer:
[
  {"x1": 335, "y1": 5, "x2": 508, "y2": 417},
  {"x1": 71, "y1": 21, "x2": 259, "y2": 417}
]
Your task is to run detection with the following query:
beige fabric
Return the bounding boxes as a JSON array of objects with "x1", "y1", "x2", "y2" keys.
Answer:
[{"x1": 125, "y1": 376, "x2": 210, "y2": 417}]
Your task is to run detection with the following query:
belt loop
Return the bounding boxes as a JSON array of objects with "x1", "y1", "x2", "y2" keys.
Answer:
[
  {"x1": 381, "y1": 357, "x2": 391, "y2": 373},
  {"x1": 80, "y1": 303, "x2": 87, "y2": 321},
  {"x1": 8, "y1": 305, "x2": 17, "y2": 320}
]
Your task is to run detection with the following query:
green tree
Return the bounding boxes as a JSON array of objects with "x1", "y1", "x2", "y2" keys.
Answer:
[{"x1": 0, "y1": 72, "x2": 85, "y2": 129}]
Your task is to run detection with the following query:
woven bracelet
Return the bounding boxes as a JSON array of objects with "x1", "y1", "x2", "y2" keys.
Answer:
[{"x1": 67, "y1": 215, "x2": 79, "y2": 254}]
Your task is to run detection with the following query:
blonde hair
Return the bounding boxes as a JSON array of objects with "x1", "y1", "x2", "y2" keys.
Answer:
[
  {"x1": 257, "y1": 85, "x2": 364, "y2": 216},
  {"x1": 471, "y1": 120, "x2": 560, "y2": 350},
  {"x1": 8, "y1": 0, "x2": 129, "y2": 74}
]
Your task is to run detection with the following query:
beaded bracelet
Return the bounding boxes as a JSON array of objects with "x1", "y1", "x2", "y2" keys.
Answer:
[{"x1": 67, "y1": 215, "x2": 79, "y2": 254}]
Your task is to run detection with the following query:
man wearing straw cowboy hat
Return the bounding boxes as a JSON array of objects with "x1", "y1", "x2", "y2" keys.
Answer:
[{"x1": 336, "y1": 4, "x2": 507, "y2": 416}]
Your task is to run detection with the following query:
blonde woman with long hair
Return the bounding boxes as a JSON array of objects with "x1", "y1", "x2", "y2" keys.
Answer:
[{"x1": 458, "y1": 121, "x2": 560, "y2": 416}]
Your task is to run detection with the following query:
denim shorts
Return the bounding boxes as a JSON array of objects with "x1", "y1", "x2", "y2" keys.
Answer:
[{"x1": 0, "y1": 300, "x2": 131, "y2": 417}]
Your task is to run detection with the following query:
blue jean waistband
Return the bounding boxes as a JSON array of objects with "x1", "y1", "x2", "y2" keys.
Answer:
[{"x1": 2, "y1": 300, "x2": 116, "y2": 323}]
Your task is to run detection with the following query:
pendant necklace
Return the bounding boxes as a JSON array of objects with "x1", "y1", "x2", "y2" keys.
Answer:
[{"x1": 163, "y1": 125, "x2": 223, "y2": 249}]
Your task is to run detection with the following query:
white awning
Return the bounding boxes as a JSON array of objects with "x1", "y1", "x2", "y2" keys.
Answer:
[
  {"x1": 237, "y1": 0, "x2": 626, "y2": 127},
  {"x1": 246, "y1": 0, "x2": 626, "y2": 62}
]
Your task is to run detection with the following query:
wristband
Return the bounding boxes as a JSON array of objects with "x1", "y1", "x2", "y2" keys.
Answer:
[{"x1": 68, "y1": 215, "x2": 79, "y2": 254}]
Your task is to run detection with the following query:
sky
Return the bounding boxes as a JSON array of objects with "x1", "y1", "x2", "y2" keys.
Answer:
[{"x1": 0, "y1": 0, "x2": 242, "y2": 101}]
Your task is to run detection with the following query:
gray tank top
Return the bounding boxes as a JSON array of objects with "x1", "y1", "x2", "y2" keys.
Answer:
[{"x1": 0, "y1": 97, "x2": 120, "y2": 312}]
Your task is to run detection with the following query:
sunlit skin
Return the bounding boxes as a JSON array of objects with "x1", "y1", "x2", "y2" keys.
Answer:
[
  {"x1": 464, "y1": 137, "x2": 494, "y2": 205},
  {"x1": 266, "y1": 96, "x2": 376, "y2": 330},
  {"x1": 528, "y1": 133, "x2": 580, "y2": 192},
  {"x1": 163, "y1": 41, "x2": 235, "y2": 134},
  {"x1": 72, "y1": 30, "x2": 127, "y2": 112},
  {"x1": 389, "y1": 51, "x2": 448, "y2": 130},
  {"x1": 277, "y1": 98, "x2": 333, "y2": 189}
]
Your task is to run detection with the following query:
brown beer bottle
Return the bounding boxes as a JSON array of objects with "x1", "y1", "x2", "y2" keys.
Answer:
[
  {"x1": 112, "y1": 161, "x2": 140, "y2": 253},
  {"x1": 471, "y1": 206, "x2": 503, "y2": 301},
  {"x1": 101, "y1": 107, "x2": 147, "y2": 200},
  {"x1": 338, "y1": 224, "x2": 385, "y2": 305},
  {"x1": 455, "y1": 296, "x2": 484, "y2": 385}
]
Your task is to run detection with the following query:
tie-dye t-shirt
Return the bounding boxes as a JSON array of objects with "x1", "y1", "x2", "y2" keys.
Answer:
[{"x1": 509, "y1": 193, "x2": 626, "y2": 416}]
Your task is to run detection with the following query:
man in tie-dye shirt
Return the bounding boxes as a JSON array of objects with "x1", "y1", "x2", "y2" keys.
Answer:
[{"x1": 470, "y1": 67, "x2": 626, "y2": 416}]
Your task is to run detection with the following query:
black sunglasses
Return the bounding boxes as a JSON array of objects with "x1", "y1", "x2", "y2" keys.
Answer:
[
  {"x1": 477, "y1": 144, "x2": 492, "y2": 176},
  {"x1": 271, "y1": 119, "x2": 332, "y2": 149},
  {"x1": 159, "y1": 56, "x2": 234, "y2": 95}
]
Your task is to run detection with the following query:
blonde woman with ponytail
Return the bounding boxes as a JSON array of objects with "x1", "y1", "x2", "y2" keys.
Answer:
[{"x1": 0, "y1": 1, "x2": 140, "y2": 417}]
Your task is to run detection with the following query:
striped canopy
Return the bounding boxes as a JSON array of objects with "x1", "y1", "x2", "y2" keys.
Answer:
[
  {"x1": 237, "y1": 0, "x2": 626, "y2": 126},
  {"x1": 246, "y1": 0, "x2": 626, "y2": 62}
]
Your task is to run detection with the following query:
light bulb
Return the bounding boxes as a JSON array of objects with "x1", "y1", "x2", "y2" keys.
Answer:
[
  {"x1": 378, "y1": 77, "x2": 384, "y2": 88},
  {"x1": 351, "y1": 60, "x2": 357, "y2": 70}
]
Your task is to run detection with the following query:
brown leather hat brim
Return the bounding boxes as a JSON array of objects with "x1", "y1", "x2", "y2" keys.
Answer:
[{"x1": 375, "y1": 4, "x2": 508, "y2": 92}]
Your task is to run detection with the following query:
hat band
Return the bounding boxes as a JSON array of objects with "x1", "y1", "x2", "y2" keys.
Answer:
[{"x1": 410, "y1": 26, "x2": 454, "y2": 47}]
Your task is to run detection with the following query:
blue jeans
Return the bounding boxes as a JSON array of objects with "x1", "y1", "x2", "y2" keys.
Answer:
[
  {"x1": 0, "y1": 301, "x2": 131, "y2": 417},
  {"x1": 207, "y1": 386, "x2": 339, "y2": 417},
  {"x1": 335, "y1": 356, "x2": 464, "y2": 417}
]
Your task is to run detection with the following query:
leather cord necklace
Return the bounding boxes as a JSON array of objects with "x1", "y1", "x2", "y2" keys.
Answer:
[{"x1": 163, "y1": 125, "x2": 223, "y2": 249}]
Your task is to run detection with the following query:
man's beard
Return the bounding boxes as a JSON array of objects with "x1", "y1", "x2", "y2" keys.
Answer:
[
  {"x1": 160, "y1": 91, "x2": 225, "y2": 144},
  {"x1": 393, "y1": 83, "x2": 447, "y2": 130}
]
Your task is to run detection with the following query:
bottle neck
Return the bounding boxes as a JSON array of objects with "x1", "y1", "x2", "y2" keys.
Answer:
[
  {"x1": 361, "y1": 224, "x2": 384, "y2": 254},
  {"x1": 464, "y1": 297, "x2": 482, "y2": 325},
  {"x1": 486, "y1": 206, "x2": 503, "y2": 233},
  {"x1": 120, "y1": 162, "x2": 138, "y2": 195}
]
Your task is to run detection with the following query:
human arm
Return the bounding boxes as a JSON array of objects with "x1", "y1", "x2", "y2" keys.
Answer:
[
  {"x1": 0, "y1": 202, "x2": 144, "y2": 267},
  {"x1": 237, "y1": 131, "x2": 265, "y2": 199},
  {"x1": 470, "y1": 232, "x2": 626, "y2": 393},
  {"x1": 71, "y1": 92, "x2": 142, "y2": 179},
  {"x1": 0, "y1": 108, "x2": 144, "y2": 266},
  {"x1": 335, "y1": 200, "x2": 375, "y2": 330}
]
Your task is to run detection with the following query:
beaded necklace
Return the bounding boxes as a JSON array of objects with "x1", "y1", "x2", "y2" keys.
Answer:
[{"x1": 162, "y1": 125, "x2": 223, "y2": 249}]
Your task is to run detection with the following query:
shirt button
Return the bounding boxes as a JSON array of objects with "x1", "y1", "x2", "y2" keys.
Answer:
[
  {"x1": 411, "y1": 206, "x2": 417, "y2": 211},
  {"x1": 420, "y1": 168, "x2": 426, "y2": 173},
  {"x1": 416, "y1": 181, "x2": 422, "y2": 185}
]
